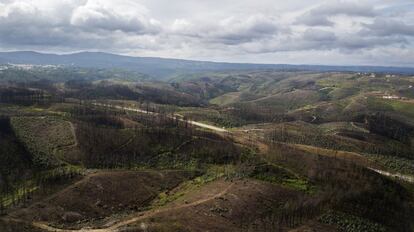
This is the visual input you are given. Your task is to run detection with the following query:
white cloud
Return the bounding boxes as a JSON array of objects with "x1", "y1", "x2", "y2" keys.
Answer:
[
  {"x1": 70, "y1": 0, "x2": 161, "y2": 34},
  {"x1": 0, "y1": 0, "x2": 413, "y2": 66},
  {"x1": 295, "y1": 1, "x2": 376, "y2": 27},
  {"x1": 362, "y1": 18, "x2": 414, "y2": 36},
  {"x1": 176, "y1": 15, "x2": 281, "y2": 44}
]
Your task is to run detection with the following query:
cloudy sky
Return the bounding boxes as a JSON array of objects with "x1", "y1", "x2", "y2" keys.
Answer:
[{"x1": 0, "y1": 0, "x2": 413, "y2": 66}]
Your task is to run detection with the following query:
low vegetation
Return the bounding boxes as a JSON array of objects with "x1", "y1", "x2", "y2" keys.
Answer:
[
  {"x1": 10, "y1": 116, "x2": 76, "y2": 168},
  {"x1": 1, "y1": 69, "x2": 414, "y2": 231},
  {"x1": 319, "y1": 211, "x2": 387, "y2": 232}
]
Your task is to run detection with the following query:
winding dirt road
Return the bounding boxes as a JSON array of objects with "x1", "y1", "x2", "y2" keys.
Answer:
[
  {"x1": 31, "y1": 182, "x2": 235, "y2": 232},
  {"x1": 94, "y1": 102, "x2": 414, "y2": 183},
  {"x1": 29, "y1": 102, "x2": 413, "y2": 232},
  {"x1": 370, "y1": 168, "x2": 414, "y2": 183},
  {"x1": 92, "y1": 103, "x2": 228, "y2": 133},
  {"x1": 66, "y1": 122, "x2": 78, "y2": 149}
]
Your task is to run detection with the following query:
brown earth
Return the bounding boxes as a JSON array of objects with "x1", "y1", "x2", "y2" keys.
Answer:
[
  {"x1": 7, "y1": 170, "x2": 197, "y2": 230},
  {"x1": 289, "y1": 221, "x2": 338, "y2": 232},
  {"x1": 0, "y1": 218, "x2": 44, "y2": 232},
  {"x1": 288, "y1": 143, "x2": 375, "y2": 168},
  {"x1": 118, "y1": 179, "x2": 308, "y2": 232}
]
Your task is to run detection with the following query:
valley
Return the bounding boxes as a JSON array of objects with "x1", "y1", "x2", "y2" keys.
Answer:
[
  {"x1": 1, "y1": 0, "x2": 414, "y2": 230},
  {"x1": 0, "y1": 66, "x2": 414, "y2": 232}
]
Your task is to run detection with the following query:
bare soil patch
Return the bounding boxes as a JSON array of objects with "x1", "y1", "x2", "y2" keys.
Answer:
[
  {"x1": 120, "y1": 179, "x2": 306, "y2": 232},
  {"x1": 9, "y1": 170, "x2": 197, "y2": 229}
]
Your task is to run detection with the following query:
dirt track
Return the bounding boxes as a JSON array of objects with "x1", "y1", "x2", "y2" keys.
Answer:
[
  {"x1": 92, "y1": 103, "x2": 228, "y2": 133},
  {"x1": 66, "y1": 122, "x2": 78, "y2": 149},
  {"x1": 370, "y1": 168, "x2": 414, "y2": 183},
  {"x1": 289, "y1": 143, "x2": 414, "y2": 184},
  {"x1": 27, "y1": 103, "x2": 414, "y2": 231},
  {"x1": 93, "y1": 101, "x2": 414, "y2": 185},
  {"x1": 31, "y1": 182, "x2": 235, "y2": 232}
]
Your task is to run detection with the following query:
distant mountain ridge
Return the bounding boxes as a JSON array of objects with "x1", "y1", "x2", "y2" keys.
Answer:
[{"x1": 1, "y1": 51, "x2": 413, "y2": 79}]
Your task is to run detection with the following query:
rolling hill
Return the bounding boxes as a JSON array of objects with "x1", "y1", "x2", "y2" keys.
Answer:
[{"x1": 1, "y1": 51, "x2": 414, "y2": 80}]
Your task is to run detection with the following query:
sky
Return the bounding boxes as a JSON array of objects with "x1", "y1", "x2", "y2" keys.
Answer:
[{"x1": 0, "y1": 0, "x2": 414, "y2": 66}]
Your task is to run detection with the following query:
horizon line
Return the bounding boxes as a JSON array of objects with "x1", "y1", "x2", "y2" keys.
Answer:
[{"x1": 1, "y1": 50, "x2": 414, "y2": 70}]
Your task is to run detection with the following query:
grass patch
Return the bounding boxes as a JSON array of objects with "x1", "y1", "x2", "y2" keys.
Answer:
[
  {"x1": 283, "y1": 179, "x2": 311, "y2": 192},
  {"x1": 328, "y1": 87, "x2": 360, "y2": 100},
  {"x1": 386, "y1": 100, "x2": 414, "y2": 118},
  {"x1": 250, "y1": 164, "x2": 316, "y2": 193},
  {"x1": 209, "y1": 92, "x2": 240, "y2": 106},
  {"x1": 152, "y1": 165, "x2": 236, "y2": 207},
  {"x1": 0, "y1": 165, "x2": 82, "y2": 208},
  {"x1": 1, "y1": 186, "x2": 39, "y2": 208},
  {"x1": 367, "y1": 97, "x2": 414, "y2": 118}
]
